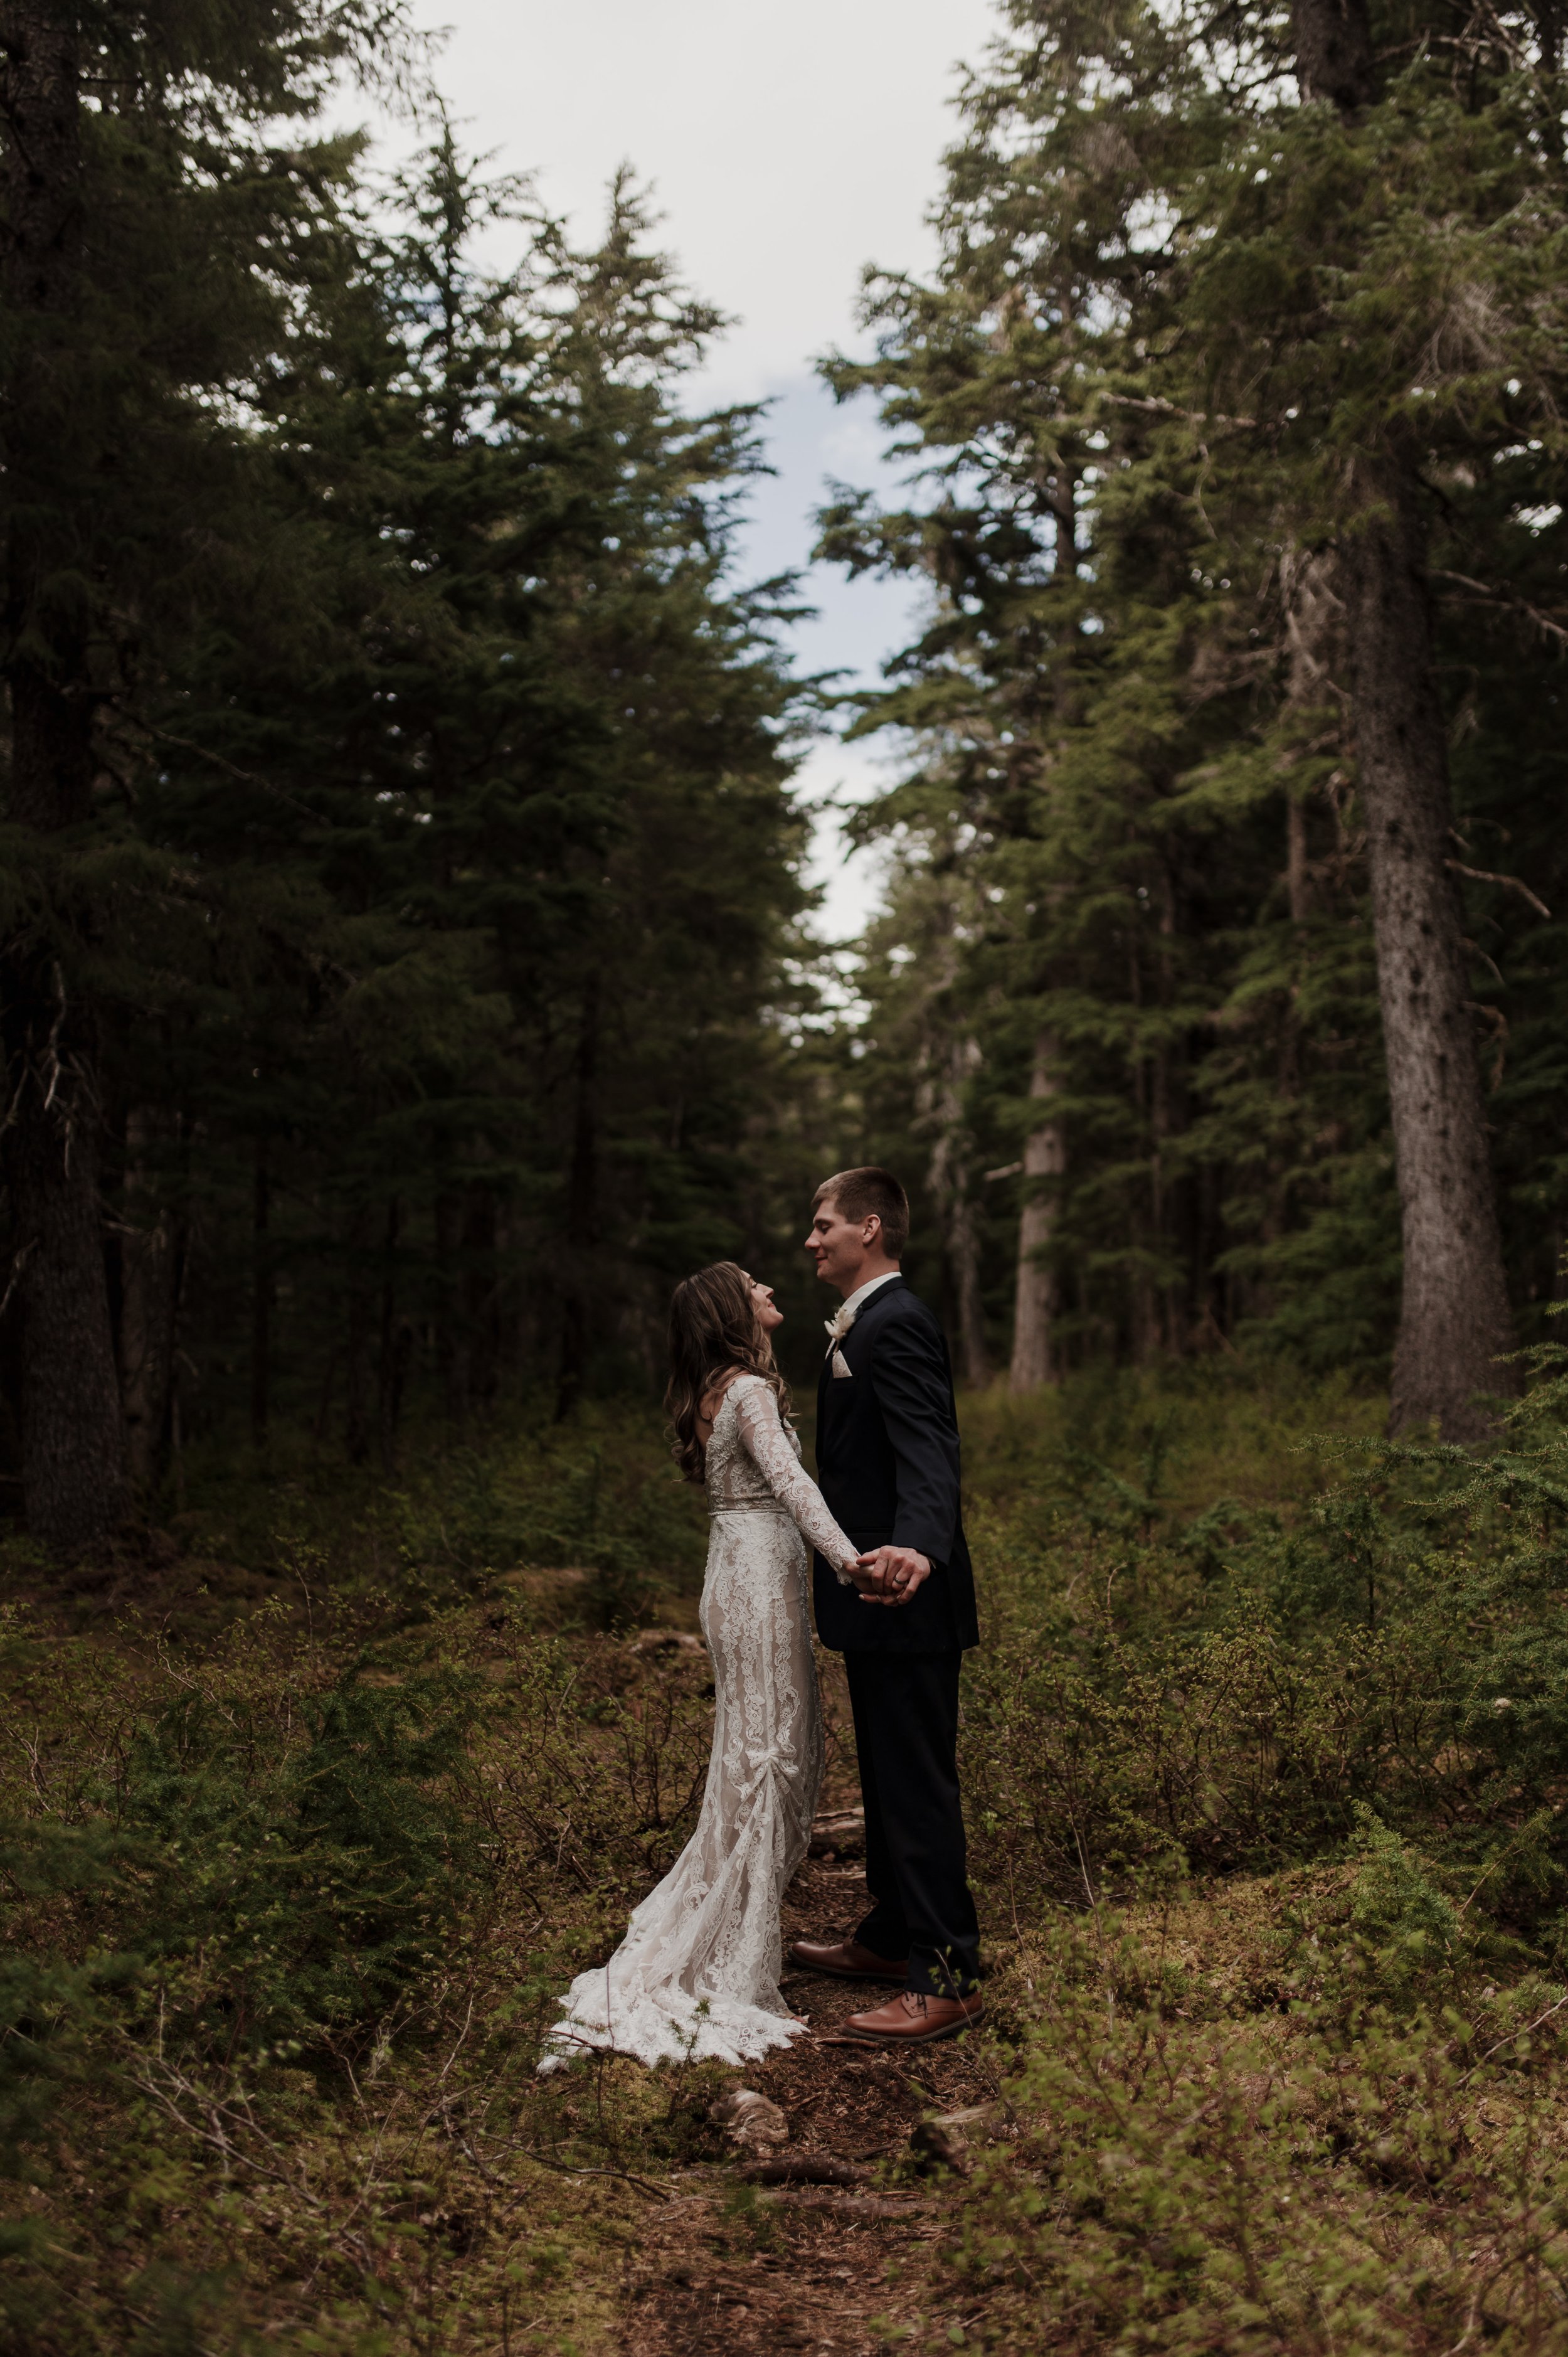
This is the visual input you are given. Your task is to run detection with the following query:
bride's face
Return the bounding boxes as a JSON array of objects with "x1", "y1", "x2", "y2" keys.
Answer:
[{"x1": 747, "y1": 1277, "x2": 784, "y2": 1334}]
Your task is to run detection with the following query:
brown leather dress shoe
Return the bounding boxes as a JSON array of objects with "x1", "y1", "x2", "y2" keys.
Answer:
[
  {"x1": 842, "y1": 1990, "x2": 985, "y2": 2045},
  {"x1": 786, "y1": 1937, "x2": 909, "y2": 1982}
]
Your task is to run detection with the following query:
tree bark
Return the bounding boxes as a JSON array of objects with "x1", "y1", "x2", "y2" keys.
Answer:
[
  {"x1": 462, "y1": 1177, "x2": 499, "y2": 1408},
  {"x1": 1288, "y1": 0, "x2": 1518, "y2": 1437},
  {"x1": 0, "y1": 9, "x2": 125, "y2": 1553},
  {"x1": 1, "y1": 996, "x2": 125, "y2": 1554},
  {"x1": 1290, "y1": 0, "x2": 1374, "y2": 109},
  {"x1": 119, "y1": 1106, "x2": 172, "y2": 1494},
  {"x1": 434, "y1": 1187, "x2": 467, "y2": 1421},
  {"x1": 344, "y1": 1200, "x2": 373, "y2": 1464},
  {"x1": 1009, "y1": 1030, "x2": 1066, "y2": 1392},
  {"x1": 556, "y1": 976, "x2": 600, "y2": 1422},
  {"x1": 376, "y1": 1195, "x2": 411, "y2": 1472},
  {"x1": 928, "y1": 1035, "x2": 989, "y2": 1386},
  {"x1": 1347, "y1": 476, "x2": 1517, "y2": 1435},
  {"x1": 249, "y1": 1136, "x2": 271, "y2": 1445},
  {"x1": 1286, "y1": 795, "x2": 1311, "y2": 926}
]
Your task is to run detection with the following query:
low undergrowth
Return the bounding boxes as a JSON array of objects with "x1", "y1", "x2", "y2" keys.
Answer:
[
  {"x1": 0, "y1": 1597, "x2": 719, "y2": 2354},
  {"x1": 963, "y1": 1348, "x2": 1568, "y2": 1966},
  {"x1": 3, "y1": 1358, "x2": 1568, "y2": 2349},
  {"x1": 956, "y1": 1892, "x2": 1568, "y2": 2354}
]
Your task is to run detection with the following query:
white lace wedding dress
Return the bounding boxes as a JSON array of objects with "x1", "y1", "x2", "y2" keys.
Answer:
[{"x1": 540, "y1": 1373, "x2": 858, "y2": 2070}]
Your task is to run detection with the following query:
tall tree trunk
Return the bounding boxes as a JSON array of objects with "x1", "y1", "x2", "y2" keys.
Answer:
[
  {"x1": 556, "y1": 977, "x2": 600, "y2": 1422},
  {"x1": 0, "y1": 9, "x2": 124, "y2": 1553},
  {"x1": 1, "y1": 996, "x2": 124, "y2": 1553},
  {"x1": 376, "y1": 1195, "x2": 411, "y2": 1472},
  {"x1": 1290, "y1": 0, "x2": 1374, "y2": 109},
  {"x1": 1007, "y1": 437, "x2": 1081, "y2": 1393},
  {"x1": 1153, "y1": 863, "x2": 1187, "y2": 1357},
  {"x1": 161, "y1": 1120, "x2": 193, "y2": 1508},
  {"x1": 949, "y1": 1188, "x2": 990, "y2": 1389},
  {"x1": 928, "y1": 1035, "x2": 990, "y2": 1386},
  {"x1": 249, "y1": 1136, "x2": 270, "y2": 1445},
  {"x1": 1348, "y1": 476, "x2": 1517, "y2": 1435},
  {"x1": 1286, "y1": 796, "x2": 1311, "y2": 927},
  {"x1": 433, "y1": 1188, "x2": 467, "y2": 1421},
  {"x1": 462, "y1": 1176, "x2": 499, "y2": 1409},
  {"x1": 1009, "y1": 1030, "x2": 1066, "y2": 1393},
  {"x1": 119, "y1": 1107, "x2": 171, "y2": 1494},
  {"x1": 344, "y1": 1200, "x2": 373, "y2": 1464},
  {"x1": 1288, "y1": 0, "x2": 1518, "y2": 1437}
]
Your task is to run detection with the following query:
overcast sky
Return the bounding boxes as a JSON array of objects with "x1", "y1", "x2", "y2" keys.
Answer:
[{"x1": 389, "y1": 0, "x2": 1000, "y2": 935}]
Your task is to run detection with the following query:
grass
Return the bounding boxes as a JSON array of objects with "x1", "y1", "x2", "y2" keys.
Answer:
[{"x1": 6, "y1": 1354, "x2": 1568, "y2": 2353}]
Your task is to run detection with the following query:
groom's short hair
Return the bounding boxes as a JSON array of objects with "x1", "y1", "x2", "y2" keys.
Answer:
[{"x1": 814, "y1": 1167, "x2": 909, "y2": 1258}]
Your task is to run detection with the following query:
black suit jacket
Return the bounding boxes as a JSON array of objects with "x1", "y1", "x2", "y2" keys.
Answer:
[{"x1": 811, "y1": 1275, "x2": 980, "y2": 1654}]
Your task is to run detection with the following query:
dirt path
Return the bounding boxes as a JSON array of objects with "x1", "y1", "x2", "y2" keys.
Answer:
[{"x1": 620, "y1": 1853, "x2": 995, "y2": 2353}]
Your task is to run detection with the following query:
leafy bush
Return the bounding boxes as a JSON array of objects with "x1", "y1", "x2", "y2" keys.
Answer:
[
  {"x1": 11, "y1": 1364, "x2": 1568, "y2": 2351},
  {"x1": 962, "y1": 1351, "x2": 1568, "y2": 1956},
  {"x1": 114, "y1": 1666, "x2": 482, "y2": 2056},
  {"x1": 958, "y1": 1910, "x2": 1568, "y2": 2354},
  {"x1": 167, "y1": 1397, "x2": 710, "y2": 1615},
  {"x1": 0, "y1": 1597, "x2": 711, "y2": 2353},
  {"x1": 0, "y1": 1822, "x2": 134, "y2": 2175}
]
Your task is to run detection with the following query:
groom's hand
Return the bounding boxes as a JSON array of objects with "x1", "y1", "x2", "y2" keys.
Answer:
[{"x1": 853, "y1": 1545, "x2": 931, "y2": 1606}]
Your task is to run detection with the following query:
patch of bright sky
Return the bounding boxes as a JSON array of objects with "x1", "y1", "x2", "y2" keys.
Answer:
[{"x1": 380, "y1": 0, "x2": 999, "y2": 939}]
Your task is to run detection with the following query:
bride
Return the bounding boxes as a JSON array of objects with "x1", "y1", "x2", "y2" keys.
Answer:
[{"x1": 541, "y1": 1261, "x2": 862, "y2": 2070}]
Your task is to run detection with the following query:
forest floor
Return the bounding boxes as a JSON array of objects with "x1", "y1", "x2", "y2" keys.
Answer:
[
  {"x1": 613, "y1": 1839, "x2": 995, "y2": 2356},
  {"x1": 9, "y1": 1365, "x2": 1568, "y2": 2354}
]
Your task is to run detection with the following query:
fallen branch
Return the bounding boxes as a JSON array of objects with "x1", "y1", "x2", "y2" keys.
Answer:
[
  {"x1": 518, "y1": 2144, "x2": 671, "y2": 2202},
  {"x1": 740, "y1": 2156, "x2": 870, "y2": 2187},
  {"x1": 757, "y1": 2186, "x2": 933, "y2": 2218},
  {"x1": 809, "y1": 1806, "x2": 866, "y2": 1858}
]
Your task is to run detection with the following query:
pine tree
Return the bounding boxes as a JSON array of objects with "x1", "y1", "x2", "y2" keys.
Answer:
[
  {"x1": 0, "y1": 2, "x2": 411, "y2": 1551},
  {"x1": 817, "y1": 0, "x2": 1568, "y2": 1423},
  {"x1": 124, "y1": 138, "x2": 810, "y2": 1459},
  {"x1": 1178, "y1": 0, "x2": 1559, "y2": 1432}
]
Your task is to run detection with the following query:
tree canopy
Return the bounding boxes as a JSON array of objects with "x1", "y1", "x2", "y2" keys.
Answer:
[{"x1": 2, "y1": 0, "x2": 1566, "y2": 1552}]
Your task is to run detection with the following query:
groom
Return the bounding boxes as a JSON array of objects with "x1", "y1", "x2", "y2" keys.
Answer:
[{"x1": 788, "y1": 1167, "x2": 983, "y2": 2044}]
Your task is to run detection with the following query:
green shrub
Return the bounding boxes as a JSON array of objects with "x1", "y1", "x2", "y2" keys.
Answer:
[
  {"x1": 957, "y1": 1913, "x2": 1568, "y2": 2354},
  {"x1": 962, "y1": 1351, "x2": 1568, "y2": 1954},
  {"x1": 0, "y1": 1822, "x2": 135, "y2": 2175},
  {"x1": 169, "y1": 1397, "x2": 710, "y2": 1614},
  {"x1": 1345, "y1": 1805, "x2": 1465, "y2": 2001},
  {"x1": 114, "y1": 1665, "x2": 482, "y2": 2056}
]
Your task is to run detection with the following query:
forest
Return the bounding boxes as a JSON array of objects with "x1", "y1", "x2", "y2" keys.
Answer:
[{"x1": 4, "y1": 0, "x2": 1568, "y2": 2351}]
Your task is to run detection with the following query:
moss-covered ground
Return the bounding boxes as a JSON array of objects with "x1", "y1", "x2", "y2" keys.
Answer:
[{"x1": 6, "y1": 1360, "x2": 1568, "y2": 2353}]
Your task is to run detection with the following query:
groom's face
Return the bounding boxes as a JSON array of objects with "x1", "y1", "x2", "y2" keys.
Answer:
[{"x1": 805, "y1": 1196, "x2": 879, "y2": 1294}]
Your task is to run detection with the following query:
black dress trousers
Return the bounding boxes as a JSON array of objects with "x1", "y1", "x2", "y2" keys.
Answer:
[{"x1": 844, "y1": 1648, "x2": 980, "y2": 1996}]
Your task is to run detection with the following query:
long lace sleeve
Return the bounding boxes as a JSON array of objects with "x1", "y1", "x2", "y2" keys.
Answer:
[{"x1": 731, "y1": 1378, "x2": 860, "y2": 1582}]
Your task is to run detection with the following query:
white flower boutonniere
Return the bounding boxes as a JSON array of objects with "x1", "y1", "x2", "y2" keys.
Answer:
[{"x1": 824, "y1": 1301, "x2": 856, "y2": 1378}]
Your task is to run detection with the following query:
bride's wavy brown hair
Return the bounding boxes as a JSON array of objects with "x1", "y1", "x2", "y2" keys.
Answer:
[{"x1": 666, "y1": 1260, "x2": 792, "y2": 1484}]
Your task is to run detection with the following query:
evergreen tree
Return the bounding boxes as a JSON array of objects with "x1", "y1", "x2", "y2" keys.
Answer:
[
  {"x1": 1, "y1": 39, "x2": 813, "y2": 1542},
  {"x1": 107, "y1": 137, "x2": 810, "y2": 1475},
  {"x1": 0, "y1": 1, "x2": 413, "y2": 1551},
  {"x1": 817, "y1": 0, "x2": 1568, "y2": 1425}
]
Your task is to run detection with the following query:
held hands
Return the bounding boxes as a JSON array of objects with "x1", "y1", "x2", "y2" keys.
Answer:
[{"x1": 845, "y1": 1545, "x2": 932, "y2": 1607}]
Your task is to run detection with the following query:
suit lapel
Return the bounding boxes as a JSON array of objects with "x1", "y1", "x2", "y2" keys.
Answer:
[
  {"x1": 841, "y1": 1274, "x2": 907, "y2": 1368},
  {"x1": 820, "y1": 1275, "x2": 908, "y2": 1423}
]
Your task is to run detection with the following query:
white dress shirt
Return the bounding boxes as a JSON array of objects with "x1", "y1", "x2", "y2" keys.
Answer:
[
  {"x1": 824, "y1": 1268, "x2": 901, "y2": 1368},
  {"x1": 835, "y1": 1269, "x2": 901, "y2": 1326}
]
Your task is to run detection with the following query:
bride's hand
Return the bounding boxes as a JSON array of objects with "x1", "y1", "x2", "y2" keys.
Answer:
[{"x1": 852, "y1": 1545, "x2": 931, "y2": 1605}]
